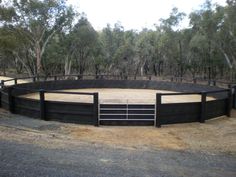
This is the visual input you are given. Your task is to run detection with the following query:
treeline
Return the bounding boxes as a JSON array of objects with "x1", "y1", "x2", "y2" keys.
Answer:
[{"x1": 0, "y1": 0, "x2": 236, "y2": 81}]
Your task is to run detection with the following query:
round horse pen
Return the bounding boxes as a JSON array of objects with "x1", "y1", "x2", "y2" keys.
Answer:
[{"x1": 0, "y1": 75, "x2": 235, "y2": 127}]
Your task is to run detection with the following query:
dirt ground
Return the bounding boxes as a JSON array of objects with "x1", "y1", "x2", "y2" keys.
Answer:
[
  {"x1": 0, "y1": 108, "x2": 235, "y2": 155},
  {"x1": 63, "y1": 112, "x2": 236, "y2": 154},
  {"x1": 22, "y1": 88, "x2": 214, "y2": 103},
  {"x1": 0, "y1": 109, "x2": 236, "y2": 177}
]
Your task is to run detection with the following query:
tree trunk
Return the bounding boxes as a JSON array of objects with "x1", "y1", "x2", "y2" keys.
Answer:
[
  {"x1": 64, "y1": 55, "x2": 72, "y2": 76},
  {"x1": 36, "y1": 41, "x2": 41, "y2": 74},
  {"x1": 180, "y1": 65, "x2": 184, "y2": 78},
  {"x1": 208, "y1": 66, "x2": 211, "y2": 80},
  {"x1": 140, "y1": 66, "x2": 144, "y2": 76},
  {"x1": 179, "y1": 40, "x2": 183, "y2": 78},
  {"x1": 13, "y1": 51, "x2": 33, "y2": 77},
  {"x1": 134, "y1": 61, "x2": 141, "y2": 79},
  {"x1": 3, "y1": 64, "x2": 6, "y2": 76},
  {"x1": 140, "y1": 58, "x2": 147, "y2": 76},
  {"x1": 158, "y1": 62, "x2": 161, "y2": 76},
  {"x1": 153, "y1": 64, "x2": 157, "y2": 76},
  {"x1": 95, "y1": 64, "x2": 100, "y2": 79}
]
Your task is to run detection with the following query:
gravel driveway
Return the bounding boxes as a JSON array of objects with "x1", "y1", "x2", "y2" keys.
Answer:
[
  {"x1": 1, "y1": 140, "x2": 236, "y2": 177},
  {"x1": 0, "y1": 109, "x2": 235, "y2": 177}
]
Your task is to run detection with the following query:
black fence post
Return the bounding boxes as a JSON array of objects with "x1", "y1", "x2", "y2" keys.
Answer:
[
  {"x1": 32, "y1": 76, "x2": 36, "y2": 82},
  {"x1": 227, "y1": 87, "x2": 233, "y2": 117},
  {"x1": 36, "y1": 75, "x2": 40, "y2": 81},
  {"x1": 14, "y1": 78, "x2": 17, "y2": 85},
  {"x1": 1, "y1": 80, "x2": 4, "y2": 88},
  {"x1": 93, "y1": 93, "x2": 99, "y2": 126},
  {"x1": 0, "y1": 89, "x2": 2, "y2": 108},
  {"x1": 155, "y1": 93, "x2": 162, "y2": 128},
  {"x1": 200, "y1": 92, "x2": 206, "y2": 123},
  {"x1": 233, "y1": 86, "x2": 236, "y2": 109},
  {"x1": 54, "y1": 76, "x2": 57, "y2": 81},
  {"x1": 213, "y1": 80, "x2": 216, "y2": 86},
  {"x1": 8, "y1": 87, "x2": 14, "y2": 113},
  {"x1": 208, "y1": 80, "x2": 211, "y2": 85},
  {"x1": 39, "y1": 89, "x2": 46, "y2": 120}
]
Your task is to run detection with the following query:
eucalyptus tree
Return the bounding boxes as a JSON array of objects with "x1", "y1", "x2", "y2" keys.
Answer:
[
  {"x1": 113, "y1": 29, "x2": 137, "y2": 77},
  {"x1": 187, "y1": 30, "x2": 208, "y2": 78},
  {"x1": 68, "y1": 16, "x2": 99, "y2": 76},
  {"x1": 42, "y1": 32, "x2": 67, "y2": 76},
  {"x1": 158, "y1": 7, "x2": 186, "y2": 77},
  {"x1": 189, "y1": 0, "x2": 235, "y2": 80},
  {"x1": 99, "y1": 23, "x2": 134, "y2": 75},
  {"x1": 0, "y1": 25, "x2": 34, "y2": 75},
  {"x1": 216, "y1": 0, "x2": 236, "y2": 80},
  {"x1": 0, "y1": 0, "x2": 75, "y2": 76},
  {"x1": 135, "y1": 29, "x2": 156, "y2": 76},
  {"x1": 99, "y1": 24, "x2": 115, "y2": 72}
]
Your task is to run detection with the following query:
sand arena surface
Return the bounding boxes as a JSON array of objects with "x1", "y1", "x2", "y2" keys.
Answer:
[
  {"x1": 0, "y1": 76, "x2": 28, "y2": 86},
  {"x1": 0, "y1": 76, "x2": 214, "y2": 103},
  {"x1": 21, "y1": 88, "x2": 214, "y2": 104}
]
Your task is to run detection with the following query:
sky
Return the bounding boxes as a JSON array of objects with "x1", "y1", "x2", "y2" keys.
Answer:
[{"x1": 67, "y1": 0, "x2": 226, "y2": 31}]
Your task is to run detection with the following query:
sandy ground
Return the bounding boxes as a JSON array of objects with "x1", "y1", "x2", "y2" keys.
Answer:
[
  {"x1": 0, "y1": 109, "x2": 235, "y2": 154},
  {"x1": 64, "y1": 114, "x2": 236, "y2": 154},
  {"x1": 22, "y1": 88, "x2": 214, "y2": 103},
  {"x1": 1, "y1": 75, "x2": 214, "y2": 103}
]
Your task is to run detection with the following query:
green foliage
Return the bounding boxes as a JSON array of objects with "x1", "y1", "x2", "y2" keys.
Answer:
[
  {"x1": 0, "y1": 0, "x2": 235, "y2": 81},
  {"x1": 0, "y1": 0, "x2": 76, "y2": 76}
]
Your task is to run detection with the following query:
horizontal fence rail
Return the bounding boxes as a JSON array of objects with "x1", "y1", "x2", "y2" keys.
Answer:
[
  {"x1": 155, "y1": 89, "x2": 232, "y2": 127},
  {"x1": 1, "y1": 85, "x2": 99, "y2": 126},
  {"x1": 0, "y1": 75, "x2": 235, "y2": 127},
  {"x1": 1, "y1": 74, "x2": 235, "y2": 88}
]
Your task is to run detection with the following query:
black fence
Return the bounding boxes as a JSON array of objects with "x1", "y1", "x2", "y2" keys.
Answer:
[
  {"x1": 0, "y1": 75, "x2": 235, "y2": 127},
  {"x1": 0, "y1": 74, "x2": 234, "y2": 88},
  {"x1": 1, "y1": 87, "x2": 99, "y2": 125},
  {"x1": 155, "y1": 89, "x2": 232, "y2": 127}
]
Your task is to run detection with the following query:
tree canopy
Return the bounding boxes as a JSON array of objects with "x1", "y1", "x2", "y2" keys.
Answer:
[{"x1": 0, "y1": 0, "x2": 235, "y2": 81}]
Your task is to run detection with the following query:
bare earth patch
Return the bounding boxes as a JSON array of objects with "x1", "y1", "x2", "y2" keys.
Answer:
[
  {"x1": 0, "y1": 109, "x2": 235, "y2": 154},
  {"x1": 65, "y1": 115, "x2": 236, "y2": 154}
]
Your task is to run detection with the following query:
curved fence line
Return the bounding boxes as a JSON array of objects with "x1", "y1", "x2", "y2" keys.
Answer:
[
  {"x1": 1, "y1": 74, "x2": 235, "y2": 89},
  {"x1": 0, "y1": 77, "x2": 235, "y2": 127}
]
